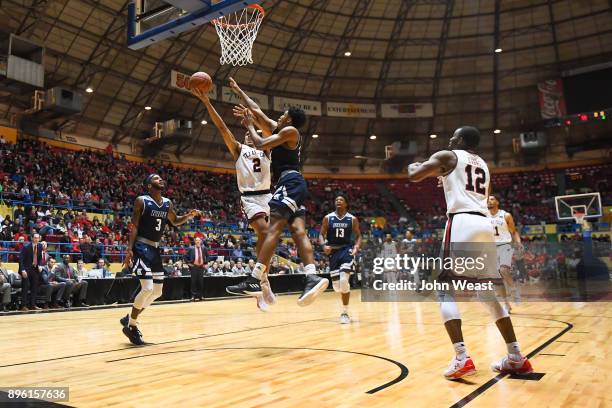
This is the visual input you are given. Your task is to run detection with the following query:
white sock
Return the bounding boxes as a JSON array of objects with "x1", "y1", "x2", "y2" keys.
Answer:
[
  {"x1": 251, "y1": 263, "x2": 266, "y2": 280},
  {"x1": 128, "y1": 316, "x2": 138, "y2": 327},
  {"x1": 342, "y1": 305, "x2": 349, "y2": 314},
  {"x1": 506, "y1": 341, "x2": 521, "y2": 359},
  {"x1": 304, "y1": 264, "x2": 316, "y2": 275},
  {"x1": 453, "y1": 342, "x2": 468, "y2": 360}
]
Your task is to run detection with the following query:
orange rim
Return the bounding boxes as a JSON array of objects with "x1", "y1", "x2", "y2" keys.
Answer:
[{"x1": 211, "y1": 4, "x2": 265, "y2": 28}]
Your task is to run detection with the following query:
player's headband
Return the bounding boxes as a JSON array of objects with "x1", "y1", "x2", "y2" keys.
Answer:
[{"x1": 144, "y1": 174, "x2": 158, "y2": 186}]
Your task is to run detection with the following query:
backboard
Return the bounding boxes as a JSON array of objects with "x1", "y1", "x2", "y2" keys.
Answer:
[
  {"x1": 127, "y1": 0, "x2": 262, "y2": 50},
  {"x1": 554, "y1": 192, "x2": 602, "y2": 221}
]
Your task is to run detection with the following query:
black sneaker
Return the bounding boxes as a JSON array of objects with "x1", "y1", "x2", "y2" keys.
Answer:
[
  {"x1": 122, "y1": 324, "x2": 145, "y2": 346},
  {"x1": 226, "y1": 276, "x2": 262, "y2": 296},
  {"x1": 297, "y1": 274, "x2": 329, "y2": 307},
  {"x1": 120, "y1": 314, "x2": 129, "y2": 327}
]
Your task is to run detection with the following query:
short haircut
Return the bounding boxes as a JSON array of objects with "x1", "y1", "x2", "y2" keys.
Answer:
[
  {"x1": 287, "y1": 107, "x2": 306, "y2": 129},
  {"x1": 457, "y1": 126, "x2": 480, "y2": 149}
]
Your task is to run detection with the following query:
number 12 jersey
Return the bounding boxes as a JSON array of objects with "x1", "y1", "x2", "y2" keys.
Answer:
[{"x1": 441, "y1": 150, "x2": 490, "y2": 215}]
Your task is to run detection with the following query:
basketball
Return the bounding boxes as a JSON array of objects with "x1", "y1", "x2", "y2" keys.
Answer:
[{"x1": 190, "y1": 71, "x2": 212, "y2": 93}]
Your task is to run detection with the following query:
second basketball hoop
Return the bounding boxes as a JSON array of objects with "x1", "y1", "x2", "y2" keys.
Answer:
[{"x1": 212, "y1": 4, "x2": 265, "y2": 66}]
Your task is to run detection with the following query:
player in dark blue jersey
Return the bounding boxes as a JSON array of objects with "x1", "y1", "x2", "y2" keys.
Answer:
[
  {"x1": 226, "y1": 77, "x2": 329, "y2": 307},
  {"x1": 319, "y1": 195, "x2": 362, "y2": 324},
  {"x1": 120, "y1": 174, "x2": 200, "y2": 345}
]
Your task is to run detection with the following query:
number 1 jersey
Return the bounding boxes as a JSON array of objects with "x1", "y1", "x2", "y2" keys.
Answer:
[{"x1": 441, "y1": 150, "x2": 490, "y2": 215}]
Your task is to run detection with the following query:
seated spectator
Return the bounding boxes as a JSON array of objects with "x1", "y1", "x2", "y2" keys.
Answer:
[
  {"x1": 54, "y1": 255, "x2": 89, "y2": 307},
  {"x1": 76, "y1": 259, "x2": 89, "y2": 278},
  {"x1": 163, "y1": 258, "x2": 176, "y2": 276},
  {"x1": 208, "y1": 261, "x2": 221, "y2": 275},
  {"x1": 40, "y1": 258, "x2": 66, "y2": 309},
  {"x1": 0, "y1": 260, "x2": 11, "y2": 312},
  {"x1": 80, "y1": 236, "x2": 98, "y2": 263},
  {"x1": 89, "y1": 258, "x2": 112, "y2": 278},
  {"x1": 221, "y1": 260, "x2": 232, "y2": 275},
  {"x1": 232, "y1": 245, "x2": 244, "y2": 260},
  {"x1": 244, "y1": 259, "x2": 255, "y2": 275},
  {"x1": 232, "y1": 260, "x2": 246, "y2": 276}
]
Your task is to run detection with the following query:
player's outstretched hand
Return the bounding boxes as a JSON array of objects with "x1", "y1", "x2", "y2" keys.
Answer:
[
  {"x1": 188, "y1": 209, "x2": 202, "y2": 219},
  {"x1": 233, "y1": 104, "x2": 249, "y2": 118},
  {"x1": 241, "y1": 109, "x2": 255, "y2": 128},
  {"x1": 436, "y1": 176, "x2": 444, "y2": 188},
  {"x1": 191, "y1": 87, "x2": 208, "y2": 102}
]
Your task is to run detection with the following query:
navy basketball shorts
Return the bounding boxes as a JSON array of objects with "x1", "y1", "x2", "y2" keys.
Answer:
[
  {"x1": 131, "y1": 241, "x2": 165, "y2": 282},
  {"x1": 329, "y1": 246, "x2": 354, "y2": 276},
  {"x1": 269, "y1": 171, "x2": 308, "y2": 220}
]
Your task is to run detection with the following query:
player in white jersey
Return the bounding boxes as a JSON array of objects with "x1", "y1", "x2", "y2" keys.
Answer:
[
  {"x1": 488, "y1": 195, "x2": 523, "y2": 312},
  {"x1": 192, "y1": 87, "x2": 272, "y2": 310},
  {"x1": 407, "y1": 126, "x2": 533, "y2": 379}
]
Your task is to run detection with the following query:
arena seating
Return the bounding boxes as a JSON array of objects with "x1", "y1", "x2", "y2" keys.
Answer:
[{"x1": 1, "y1": 138, "x2": 610, "y2": 266}]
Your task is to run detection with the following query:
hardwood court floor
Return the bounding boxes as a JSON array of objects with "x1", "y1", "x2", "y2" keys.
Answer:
[{"x1": 1, "y1": 291, "x2": 610, "y2": 408}]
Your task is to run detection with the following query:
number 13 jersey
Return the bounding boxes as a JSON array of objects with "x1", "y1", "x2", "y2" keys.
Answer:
[
  {"x1": 442, "y1": 150, "x2": 490, "y2": 215},
  {"x1": 236, "y1": 144, "x2": 271, "y2": 193}
]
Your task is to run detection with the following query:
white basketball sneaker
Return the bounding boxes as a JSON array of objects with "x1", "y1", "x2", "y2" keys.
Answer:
[
  {"x1": 444, "y1": 356, "x2": 476, "y2": 380},
  {"x1": 491, "y1": 355, "x2": 533, "y2": 375},
  {"x1": 260, "y1": 278, "x2": 276, "y2": 305},
  {"x1": 339, "y1": 312, "x2": 351, "y2": 324}
]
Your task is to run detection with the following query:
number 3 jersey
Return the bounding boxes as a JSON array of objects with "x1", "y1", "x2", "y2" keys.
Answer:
[
  {"x1": 235, "y1": 144, "x2": 271, "y2": 193},
  {"x1": 326, "y1": 212, "x2": 354, "y2": 249},
  {"x1": 442, "y1": 149, "x2": 490, "y2": 215},
  {"x1": 137, "y1": 195, "x2": 171, "y2": 243}
]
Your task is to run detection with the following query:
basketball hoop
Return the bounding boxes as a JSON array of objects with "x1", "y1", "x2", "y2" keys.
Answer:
[
  {"x1": 573, "y1": 210, "x2": 586, "y2": 226},
  {"x1": 212, "y1": 4, "x2": 264, "y2": 66}
]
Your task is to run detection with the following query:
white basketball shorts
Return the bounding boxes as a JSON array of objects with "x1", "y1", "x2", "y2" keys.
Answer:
[{"x1": 241, "y1": 193, "x2": 272, "y2": 221}]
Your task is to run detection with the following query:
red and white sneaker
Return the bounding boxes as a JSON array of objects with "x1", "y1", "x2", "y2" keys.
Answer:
[
  {"x1": 491, "y1": 355, "x2": 533, "y2": 375},
  {"x1": 444, "y1": 357, "x2": 476, "y2": 380}
]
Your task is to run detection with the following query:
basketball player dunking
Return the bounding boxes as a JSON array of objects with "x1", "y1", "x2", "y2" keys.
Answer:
[
  {"x1": 319, "y1": 195, "x2": 362, "y2": 324},
  {"x1": 191, "y1": 87, "x2": 273, "y2": 310},
  {"x1": 120, "y1": 174, "x2": 200, "y2": 345},
  {"x1": 488, "y1": 195, "x2": 523, "y2": 313},
  {"x1": 407, "y1": 126, "x2": 533, "y2": 378},
  {"x1": 225, "y1": 77, "x2": 329, "y2": 306}
]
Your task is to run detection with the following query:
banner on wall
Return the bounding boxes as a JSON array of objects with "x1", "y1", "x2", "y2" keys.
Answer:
[
  {"x1": 273, "y1": 96, "x2": 322, "y2": 116},
  {"x1": 221, "y1": 86, "x2": 269, "y2": 109},
  {"x1": 537, "y1": 79, "x2": 566, "y2": 119},
  {"x1": 380, "y1": 103, "x2": 433, "y2": 118},
  {"x1": 326, "y1": 102, "x2": 377, "y2": 118},
  {"x1": 171, "y1": 70, "x2": 217, "y2": 99}
]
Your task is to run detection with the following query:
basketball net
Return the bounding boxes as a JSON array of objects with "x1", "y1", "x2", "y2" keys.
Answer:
[
  {"x1": 573, "y1": 211, "x2": 591, "y2": 231},
  {"x1": 212, "y1": 4, "x2": 264, "y2": 66}
]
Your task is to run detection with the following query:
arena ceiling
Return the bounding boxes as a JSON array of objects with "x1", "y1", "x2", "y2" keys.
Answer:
[{"x1": 1, "y1": 0, "x2": 611, "y2": 169}]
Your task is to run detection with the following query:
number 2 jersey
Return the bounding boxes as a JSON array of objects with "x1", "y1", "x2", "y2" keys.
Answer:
[
  {"x1": 235, "y1": 144, "x2": 271, "y2": 193},
  {"x1": 137, "y1": 195, "x2": 171, "y2": 243},
  {"x1": 441, "y1": 150, "x2": 490, "y2": 215}
]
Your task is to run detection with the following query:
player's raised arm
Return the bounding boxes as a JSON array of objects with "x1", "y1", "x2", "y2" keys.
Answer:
[
  {"x1": 191, "y1": 88, "x2": 241, "y2": 160},
  {"x1": 407, "y1": 150, "x2": 458, "y2": 183},
  {"x1": 124, "y1": 196, "x2": 144, "y2": 268},
  {"x1": 352, "y1": 216, "x2": 362, "y2": 256},
  {"x1": 229, "y1": 77, "x2": 277, "y2": 132},
  {"x1": 167, "y1": 202, "x2": 200, "y2": 226},
  {"x1": 242, "y1": 109, "x2": 298, "y2": 150}
]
